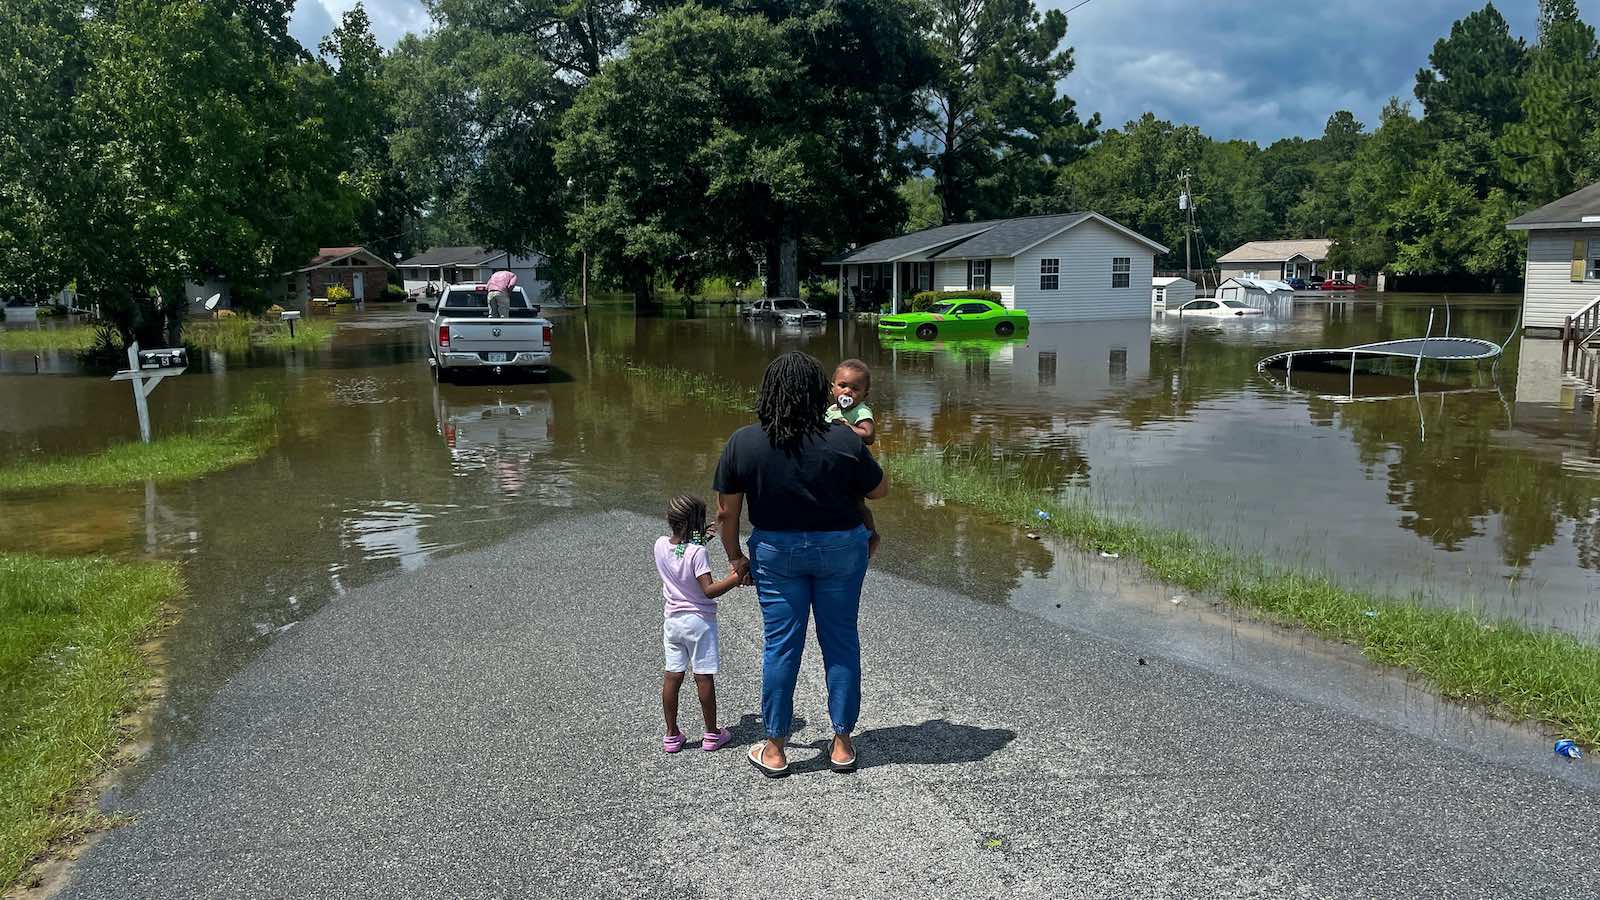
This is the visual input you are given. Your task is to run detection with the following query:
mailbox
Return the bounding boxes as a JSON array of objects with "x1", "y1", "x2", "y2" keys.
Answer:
[
  {"x1": 138, "y1": 347, "x2": 188, "y2": 370},
  {"x1": 281, "y1": 310, "x2": 302, "y2": 321}
]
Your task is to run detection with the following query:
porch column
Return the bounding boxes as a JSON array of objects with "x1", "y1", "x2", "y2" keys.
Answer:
[
  {"x1": 892, "y1": 264, "x2": 899, "y2": 315},
  {"x1": 838, "y1": 264, "x2": 845, "y2": 317}
]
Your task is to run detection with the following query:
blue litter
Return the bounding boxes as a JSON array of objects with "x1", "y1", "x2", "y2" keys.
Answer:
[
  {"x1": 1035, "y1": 509, "x2": 1051, "y2": 521},
  {"x1": 1555, "y1": 739, "x2": 1583, "y2": 760}
]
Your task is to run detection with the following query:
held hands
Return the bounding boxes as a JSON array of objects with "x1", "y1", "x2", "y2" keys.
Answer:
[
  {"x1": 868, "y1": 530, "x2": 880, "y2": 559},
  {"x1": 729, "y1": 555, "x2": 753, "y2": 587}
]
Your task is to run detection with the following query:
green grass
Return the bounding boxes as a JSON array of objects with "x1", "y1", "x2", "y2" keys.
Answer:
[
  {"x1": 0, "y1": 398, "x2": 280, "y2": 492},
  {"x1": 185, "y1": 316, "x2": 336, "y2": 353},
  {"x1": 1, "y1": 553, "x2": 180, "y2": 889},
  {"x1": 884, "y1": 450, "x2": 1600, "y2": 746},
  {"x1": 595, "y1": 353, "x2": 757, "y2": 409},
  {"x1": 0, "y1": 325, "x2": 99, "y2": 352}
]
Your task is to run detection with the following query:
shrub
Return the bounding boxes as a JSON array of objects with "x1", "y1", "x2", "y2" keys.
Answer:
[
  {"x1": 909, "y1": 289, "x2": 1000, "y2": 311},
  {"x1": 384, "y1": 282, "x2": 407, "y2": 300},
  {"x1": 34, "y1": 305, "x2": 58, "y2": 319},
  {"x1": 326, "y1": 284, "x2": 352, "y2": 303}
]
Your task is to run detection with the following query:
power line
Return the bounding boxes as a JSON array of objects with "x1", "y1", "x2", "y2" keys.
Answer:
[{"x1": 1064, "y1": 0, "x2": 1099, "y2": 14}]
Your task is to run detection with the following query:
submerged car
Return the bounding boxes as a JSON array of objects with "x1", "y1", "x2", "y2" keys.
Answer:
[
  {"x1": 877, "y1": 299, "x2": 1028, "y2": 340},
  {"x1": 1174, "y1": 298, "x2": 1264, "y2": 317},
  {"x1": 1318, "y1": 278, "x2": 1362, "y2": 291},
  {"x1": 742, "y1": 298, "x2": 825, "y2": 325}
]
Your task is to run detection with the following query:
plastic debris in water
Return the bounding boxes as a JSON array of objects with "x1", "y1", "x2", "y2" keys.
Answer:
[
  {"x1": 1170, "y1": 595, "x2": 1185, "y2": 605},
  {"x1": 1026, "y1": 532, "x2": 1040, "y2": 540},
  {"x1": 1555, "y1": 739, "x2": 1583, "y2": 760},
  {"x1": 1100, "y1": 550, "x2": 1120, "y2": 559},
  {"x1": 1035, "y1": 509, "x2": 1051, "y2": 521}
]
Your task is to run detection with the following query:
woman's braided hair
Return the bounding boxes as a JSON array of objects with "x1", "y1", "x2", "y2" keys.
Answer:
[
  {"x1": 757, "y1": 351, "x2": 829, "y2": 449},
  {"x1": 666, "y1": 494, "x2": 708, "y2": 542}
]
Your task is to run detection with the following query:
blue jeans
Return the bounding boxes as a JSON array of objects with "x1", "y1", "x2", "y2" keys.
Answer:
[{"x1": 749, "y1": 526, "x2": 871, "y2": 740}]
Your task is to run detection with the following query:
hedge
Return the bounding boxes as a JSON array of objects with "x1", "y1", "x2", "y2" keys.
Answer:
[{"x1": 910, "y1": 289, "x2": 1001, "y2": 311}]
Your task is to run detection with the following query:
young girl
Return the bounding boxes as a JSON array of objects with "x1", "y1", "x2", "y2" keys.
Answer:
[{"x1": 655, "y1": 495, "x2": 742, "y2": 752}]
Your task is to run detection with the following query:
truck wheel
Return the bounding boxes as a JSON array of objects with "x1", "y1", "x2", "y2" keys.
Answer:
[
  {"x1": 915, "y1": 323, "x2": 938, "y2": 340},
  {"x1": 995, "y1": 321, "x2": 1016, "y2": 336},
  {"x1": 435, "y1": 364, "x2": 452, "y2": 384}
]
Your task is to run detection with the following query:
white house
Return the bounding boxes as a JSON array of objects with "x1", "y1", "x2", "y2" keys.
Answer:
[
  {"x1": 1505, "y1": 181, "x2": 1600, "y2": 332},
  {"x1": 1216, "y1": 239, "x2": 1338, "y2": 283},
  {"x1": 398, "y1": 247, "x2": 551, "y2": 301},
  {"x1": 832, "y1": 213, "x2": 1167, "y2": 322},
  {"x1": 1215, "y1": 276, "x2": 1294, "y2": 311},
  {"x1": 1151, "y1": 276, "x2": 1195, "y2": 309}
]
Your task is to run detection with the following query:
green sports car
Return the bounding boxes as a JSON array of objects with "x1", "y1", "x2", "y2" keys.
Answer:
[{"x1": 877, "y1": 298, "x2": 1029, "y2": 341}]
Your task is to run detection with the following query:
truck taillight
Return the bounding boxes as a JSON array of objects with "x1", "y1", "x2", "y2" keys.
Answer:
[
  {"x1": 542, "y1": 325, "x2": 552, "y2": 345},
  {"x1": 438, "y1": 324, "x2": 450, "y2": 348}
]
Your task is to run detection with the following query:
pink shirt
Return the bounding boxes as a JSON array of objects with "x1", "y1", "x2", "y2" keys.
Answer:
[
  {"x1": 486, "y1": 270, "x2": 518, "y2": 294},
  {"x1": 654, "y1": 537, "x2": 716, "y2": 619}
]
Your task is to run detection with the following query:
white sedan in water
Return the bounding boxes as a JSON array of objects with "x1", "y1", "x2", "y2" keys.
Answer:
[{"x1": 1173, "y1": 298, "x2": 1264, "y2": 318}]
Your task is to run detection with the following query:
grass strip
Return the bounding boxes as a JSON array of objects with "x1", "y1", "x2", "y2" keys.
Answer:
[
  {"x1": 594, "y1": 352, "x2": 757, "y2": 409},
  {"x1": 884, "y1": 450, "x2": 1600, "y2": 746},
  {"x1": 0, "y1": 325, "x2": 99, "y2": 352},
  {"x1": 185, "y1": 316, "x2": 336, "y2": 353},
  {"x1": 0, "y1": 553, "x2": 180, "y2": 889},
  {"x1": 0, "y1": 398, "x2": 279, "y2": 492}
]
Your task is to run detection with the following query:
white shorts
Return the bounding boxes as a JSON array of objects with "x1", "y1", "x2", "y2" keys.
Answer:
[{"x1": 663, "y1": 613, "x2": 720, "y2": 674}]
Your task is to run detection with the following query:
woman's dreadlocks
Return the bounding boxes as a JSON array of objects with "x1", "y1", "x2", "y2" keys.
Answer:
[{"x1": 756, "y1": 350, "x2": 829, "y2": 449}]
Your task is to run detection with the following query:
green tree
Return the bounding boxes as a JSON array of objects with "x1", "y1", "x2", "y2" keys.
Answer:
[
  {"x1": 1413, "y1": 3, "x2": 1527, "y2": 136},
  {"x1": 919, "y1": 0, "x2": 1095, "y2": 222},
  {"x1": 1500, "y1": 5, "x2": 1600, "y2": 204},
  {"x1": 426, "y1": 0, "x2": 654, "y2": 81},
  {"x1": 1329, "y1": 99, "x2": 1427, "y2": 275},
  {"x1": 898, "y1": 177, "x2": 944, "y2": 231}
]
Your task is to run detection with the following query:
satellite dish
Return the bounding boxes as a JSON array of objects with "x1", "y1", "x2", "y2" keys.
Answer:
[{"x1": 204, "y1": 293, "x2": 221, "y2": 311}]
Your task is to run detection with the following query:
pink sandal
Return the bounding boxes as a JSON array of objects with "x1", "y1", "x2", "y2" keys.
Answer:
[
  {"x1": 663, "y1": 732, "x2": 687, "y2": 754},
  {"x1": 701, "y1": 728, "x2": 732, "y2": 751}
]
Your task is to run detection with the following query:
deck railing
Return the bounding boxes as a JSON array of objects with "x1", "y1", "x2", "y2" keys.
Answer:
[{"x1": 1561, "y1": 293, "x2": 1600, "y2": 371}]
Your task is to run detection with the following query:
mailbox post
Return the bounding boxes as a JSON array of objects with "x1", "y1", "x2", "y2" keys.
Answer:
[
  {"x1": 110, "y1": 341, "x2": 187, "y2": 443},
  {"x1": 281, "y1": 309, "x2": 301, "y2": 338}
]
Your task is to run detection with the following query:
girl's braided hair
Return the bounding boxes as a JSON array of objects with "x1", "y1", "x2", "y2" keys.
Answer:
[
  {"x1": 666, "y1": 494, "x2": 708, "y2": 541},
  {"x1": 757, "y1": 351, "x2": 829, "y2": 449}
]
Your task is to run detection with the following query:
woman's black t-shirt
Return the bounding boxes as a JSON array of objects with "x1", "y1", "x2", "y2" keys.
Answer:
[{"x1": 713, "y1": 423, "x2": 883, "y2": 532}]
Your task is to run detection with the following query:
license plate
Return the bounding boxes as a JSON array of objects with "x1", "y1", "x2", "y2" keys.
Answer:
[{"x1": 487, "y1": 352, "x2": 510, "y2": 363}]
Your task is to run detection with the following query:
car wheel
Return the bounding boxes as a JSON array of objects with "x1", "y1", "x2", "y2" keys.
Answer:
[
  {"x1": 915, "y1": 323, "x2": 938, "y2": 340},
  {"x1": 995, "y1": 321, "x2": 1015, "y2": 336}
]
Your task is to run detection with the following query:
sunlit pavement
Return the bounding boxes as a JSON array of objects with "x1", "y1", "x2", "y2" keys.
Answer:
[{"x1": 51, "y1": 511, "x2": 1600, "y2": 897}]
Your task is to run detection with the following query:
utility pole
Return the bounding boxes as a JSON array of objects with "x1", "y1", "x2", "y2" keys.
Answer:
[{"x1": 1179, "y1": 170, "x2": 1195, "y2": 281}]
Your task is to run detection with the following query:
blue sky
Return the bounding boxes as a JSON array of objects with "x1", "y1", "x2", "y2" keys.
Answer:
[{"x1": 289, "y1": 0, "x2": 1595, "y2": 144}]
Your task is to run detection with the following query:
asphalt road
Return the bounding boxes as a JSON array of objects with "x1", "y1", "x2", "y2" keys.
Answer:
[{"x1": 58, "y1": 510, "x2": 1600, "y2": 898}]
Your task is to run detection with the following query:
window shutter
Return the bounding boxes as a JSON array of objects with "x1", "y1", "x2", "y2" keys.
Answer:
[
  {"x1": 966, "y1": 260, "x2": 973, "y2": 289},
  {"x1": 1575, "y1": 241, "x2": 1587, "y2": 283}
]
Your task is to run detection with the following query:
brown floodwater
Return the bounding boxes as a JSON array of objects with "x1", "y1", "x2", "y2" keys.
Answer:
[{"x1": 2, "y1": 295, "x2": 1598, "y2": 759}]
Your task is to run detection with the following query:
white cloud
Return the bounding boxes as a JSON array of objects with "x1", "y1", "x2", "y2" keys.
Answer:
[{"x1": 290, "y1": 0, "x2": 431, "y2": 52}]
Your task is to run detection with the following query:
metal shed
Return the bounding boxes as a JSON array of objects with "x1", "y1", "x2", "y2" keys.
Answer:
[{"x1": 1216, "y1": 276, "x2": 1294, "y2": 312}]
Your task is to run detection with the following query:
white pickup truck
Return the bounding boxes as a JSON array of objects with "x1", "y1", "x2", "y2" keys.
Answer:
[{"x1": 422, "y1": 283, "x2": 552, "y2": 381}]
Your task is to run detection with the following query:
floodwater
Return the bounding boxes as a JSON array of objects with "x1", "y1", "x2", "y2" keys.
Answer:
[{"x1": 3, "y1": 295, "x2": 1599, "y2": 759}]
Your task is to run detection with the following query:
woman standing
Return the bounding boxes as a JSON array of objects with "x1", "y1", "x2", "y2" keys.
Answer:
[{"x1": 714, "y1": 351, "x2": 888, "y2": 778}]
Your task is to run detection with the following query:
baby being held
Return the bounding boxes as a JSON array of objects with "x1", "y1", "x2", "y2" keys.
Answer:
[{"x1": 826, "y1": 358, "x2": 875, "y2": 446}]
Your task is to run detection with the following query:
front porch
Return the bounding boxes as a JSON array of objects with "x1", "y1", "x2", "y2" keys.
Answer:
[{"x1": 834, "y1": 261, "x2": 936, "y2": 314}]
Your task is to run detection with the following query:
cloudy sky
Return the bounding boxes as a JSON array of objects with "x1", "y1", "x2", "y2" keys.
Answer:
[{"x1": 289, "y1": 0, "x2": 1595, "y2": 145}]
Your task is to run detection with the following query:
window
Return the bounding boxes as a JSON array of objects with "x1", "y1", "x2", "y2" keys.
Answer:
[
  {"x1": 1183, "y1": 300, "x2": 1219, "y2": 311},
  {"x1": 1040, "y1": 258, "x2": 1059, "y2": 291},
  {"x1": 1589, "y1": 239, "x2": 1600, "y2": 280},
  {"x1": 917, "y1": 263, "x2": 932, "y2": 292},
  {"x1": 929, "y1": 303, "x2": 956, "y2": 315},
  {"x1": 1112, "y1": 257, "x2": 1131, "y2": 288},
  {"x1": 969, "y1": 259, "x2": 989, "y2": 290},
  {"x1": 954, "y1": 303, "x2": 991, "y2": 315}
]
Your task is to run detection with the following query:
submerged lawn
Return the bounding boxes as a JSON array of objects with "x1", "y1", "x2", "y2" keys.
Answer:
[
  {"x1": 0, "y1": 553, "x2": 179, "y2": 889},
  {"x1": 884, "y1": 451, "x2": 1600, "y2": 747},
  {"x1": 590, "y1": 354, "x2": 1600, "y2": 745},
  {"x1": 0, "y1": 398, "x2": 279, "y2": 492},
  {"x1": 184, "y1": 316, "x2": 336, "y2": 353},
  {"x1": 0, "y1": 325, "x2": 99, "y2": 352}
]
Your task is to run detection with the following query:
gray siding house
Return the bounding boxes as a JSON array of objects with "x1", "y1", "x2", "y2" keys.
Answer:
[
  {"x1": 1506, "y1": 181, "x2": 1600, "y2": 331},
  {"x1": 833, "y1": 213, "x2": 1167, "y2": 323},
  {"x1": 1216, "y1": 239, "x2": 1335, "y2": 282},
  {"x1": 399, "y1": 247, "x2": 551, "y2": 300}
]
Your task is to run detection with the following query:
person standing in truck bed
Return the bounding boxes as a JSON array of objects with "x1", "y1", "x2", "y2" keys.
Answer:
[{"x1": 486, "y1": 270, "x2": 517, "y2": 318}]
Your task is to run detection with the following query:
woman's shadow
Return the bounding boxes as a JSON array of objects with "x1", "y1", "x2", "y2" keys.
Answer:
[{"x1": 731, "y1": 716, "x2": 1016, "y2": 774}]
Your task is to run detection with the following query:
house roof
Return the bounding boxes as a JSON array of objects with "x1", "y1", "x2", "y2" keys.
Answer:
[
  {"x1": 837, "y1": 212, "x2": 1167, "y2": 264},
  {"x1": 294, "y1": 247, "x2": 394, "y2": 273},
  {"x1": 1506, "y1": 181, "x2": 1600, "y2": 230},
  {"x1": 1152, "y1": 277, "x2": 1194, "y2": 287},
  {"x1": 1216, "y1": 239, "x2": 1333, "y2": 263},
  {"x1": 398, "y1": 246, "x2": 508, "y2": 267}
]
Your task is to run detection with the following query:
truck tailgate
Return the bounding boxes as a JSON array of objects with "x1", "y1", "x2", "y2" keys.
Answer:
[{"x1": 444, "y1": 319, "x2": 547, "y2": 353}]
